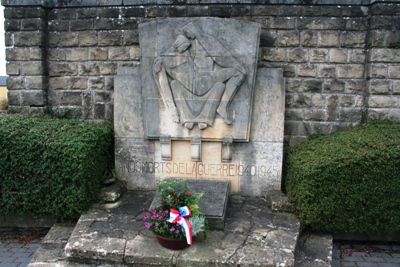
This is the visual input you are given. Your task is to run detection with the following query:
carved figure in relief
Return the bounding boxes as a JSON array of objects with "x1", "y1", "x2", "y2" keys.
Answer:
[{"x1": 153, "y1": 23, "x2": 246, "y2": 130}]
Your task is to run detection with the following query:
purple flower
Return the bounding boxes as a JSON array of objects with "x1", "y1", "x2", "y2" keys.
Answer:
[
  {"x1": 145, "y1": 222, "x2": 152, "y2": 229},
  {"x1": 155, "y1": 223, "x2": 159, "y2": 227},
  {"x1": 151, "y1": 215, "x2": 158, "y2": 220},
  {"x1": 175, "y1": 230, "x2": 179, "y2": 234},
  {"x1": 170, "y1": 227, "x2": 175, "y2": 232},
  {"x1": 142, "y1": 215, "x2": 148, "y2": 221}
]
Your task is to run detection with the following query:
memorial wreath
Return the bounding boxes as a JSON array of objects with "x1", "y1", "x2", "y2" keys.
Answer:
[{"x1": 142, "y1": 179, "x2": 208, "y2": 249}]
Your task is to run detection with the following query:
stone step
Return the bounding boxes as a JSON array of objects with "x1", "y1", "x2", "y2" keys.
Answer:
[
  {"x1": 58, "y1": 191, "x2": 300, "y2": 266},
  {"x1": 266, "y1": 190, "x2": 295, "y2": 213},
  {"x1": 150, "y1": 179, "x2": 230, "y2": 230}
]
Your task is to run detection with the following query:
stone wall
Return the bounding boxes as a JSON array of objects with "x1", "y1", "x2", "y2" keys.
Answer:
[{"x1": 3, "y1": 0, "x2": 400, "y2": 146}]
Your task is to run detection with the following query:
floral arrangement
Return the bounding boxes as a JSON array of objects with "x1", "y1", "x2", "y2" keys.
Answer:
[{"x1": 142, "y1": 179, "x2": 208, "y2": 244}]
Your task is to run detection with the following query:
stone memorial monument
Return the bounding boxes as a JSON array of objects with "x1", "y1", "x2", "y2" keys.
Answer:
[{"x1": 115, "y1": 18, "x2": 285, "y2": 197}]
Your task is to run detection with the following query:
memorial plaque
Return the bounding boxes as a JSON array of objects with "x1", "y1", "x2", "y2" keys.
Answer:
[
  {"x1": 114, "y1": 18, "x2": 285, "y2": 196},
  {"x1": 140, "y1": 18, "x2": 260, "y2": 141}
]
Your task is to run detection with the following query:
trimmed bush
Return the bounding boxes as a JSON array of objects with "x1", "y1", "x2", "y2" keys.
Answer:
[
  {"x1": 0, "y1": 114, "x2": 113, "y2": 220},
  {"x1": 286, "y1": 122, "x2": 400, "y2": 232}
]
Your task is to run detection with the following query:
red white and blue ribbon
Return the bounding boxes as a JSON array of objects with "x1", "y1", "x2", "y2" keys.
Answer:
[{"x1": 167, "y1": 206, "x2": 193, "y2": 245}]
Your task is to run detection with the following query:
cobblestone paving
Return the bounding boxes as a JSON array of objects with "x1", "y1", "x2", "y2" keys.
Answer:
[
  {"x1": 332, "y1": 241, "x2": 400, "y2": 267},
  {"x1": 0, "y1": 228, "x2": 48, "y2": 267}
]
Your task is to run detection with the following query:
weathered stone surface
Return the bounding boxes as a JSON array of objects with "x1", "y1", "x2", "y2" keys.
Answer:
[
  {"x1": 65, "y1": 236, "x2": 126, "y2": 262},
  {"x1": 43, "y1": 191, "x2": 299, "y2": 267},
  {"x1": 340, "y1": 31, "x2": 367, "y2": 48},
  {"x1": 142, "y1": 68, "x2": 285, "y2": 195},
  {"x1": 310, "y1": 49, "x2": 328, "y2": 63},
  {"x1": 318, "y1": 64, "x2": 335, "y2": 78},
  {"x1": 7, "y1": 76, "x2": 24, "y2": 89},
  {"x1": 21, "y1": 61, "x2": 43, "y2": 75},
  {"x1": 114, "y1": 64, "x2": 143, "y2": 139},
  {"x1": 115, "y1": 18, "x2": 284, "y2": 196},
  {"x1": 261, "y1": 47, "x2": 286, "y2": 62},
  {"x1": 301, "y1": 31, "x2": 317, "y2": 47},
  {"x1": 71, "y1": 192, "x2": 300, "y2": 266},
  {"x1": 318, "y1": 31, "x2": 339, "y2": 47},
  {"x1": 369, "y1": 79, "x2": 391, "y2": 94},
  {"x1": 389, "y1": 65, "x2": 400, "y2": 78},
  {"x1": 369, "y1": 48, "x2": 400, "y2": 63},
  {"x1": 21, "y1": 90, "x2": 45, "y2": 106},
  {"x1": 368, "y1": 64, "x2": 387, "y2": 78},
  {"x1": 276, "y1": 30, "x2": 299, "y2": 47},
  {"x1": 6, "y1": 48, "x2": 30, "y2": 61},
  {"x1": 368, "y1": 95, "x2": 398, "y2": 108},
  {"x1": 324, "y1": 79, "x2": 345, "y2": 93},
  {"x1": 125, "y1": 235, "x2": 179, "y2": 266},
  {"x1": 114, "y1": 138, "x2": 156, "y2": 190},
  {"x1": 337, "y1": 64, "x2": 364, "y2": 79},
  {"x1": 98, "y1": 181, "x2": 126, "y2": 203},
  {"x1": 298, "y1": 64, "x2": 316, "y2": 77},
  {"x1": 329, "y1": 49, "x2": 347, "y2": 63},
  {"x1": 340, "y1": 95, "x2": 355, "y2": 107},
  {"x1": 295, "y1": 232, "x2": 333, "y2": 267},
  {"x1": 288, "y1": 94, "x2": 312, "y2": 108},
  {"x1": 349, "y1": 49, "x2": 366, "y2": 63},
  {"x1": 346, "y1": 79, "x2": 366, "y2": 94},
  {"x1": 140, "y1": 18, "x2": 260, "y2": 141},
  {"x1": 251, "y1": 68, "x2": 285, "y2": 142},
  {"x1": 266, "y1": 190, "x2": 295, "y2": 213},
  {"x1": 288, "y1": 48, "x2": 308, "y2": 63},
  {"x1": 2, "y1": 0, "x2": 398, "y2": 7},
  {"x1": 13, "y1": 31, "x2": 44, "y2": 46}
]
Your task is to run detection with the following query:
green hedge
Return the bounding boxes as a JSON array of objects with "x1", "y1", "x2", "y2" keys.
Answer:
[
  {"x1": 0, "y1": 114, "x2": 113, "y2": 220},
  {"x1": 286, "y1": 122, "x2": 400, "y2": 232}
]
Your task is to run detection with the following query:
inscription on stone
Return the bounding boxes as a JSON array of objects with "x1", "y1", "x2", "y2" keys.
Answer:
[{"x1": 116, "y1": 160, "x2": 280, "y2": 179}]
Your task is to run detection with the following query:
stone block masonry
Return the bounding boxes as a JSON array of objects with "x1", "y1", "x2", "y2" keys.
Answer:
[{"x1": 3, "y1": 0, "x2": 400, "y2": 145}]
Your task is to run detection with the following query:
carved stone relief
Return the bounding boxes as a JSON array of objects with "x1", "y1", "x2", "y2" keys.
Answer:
[
  {"x1": 115, "y1": 19, "x2": 286, "y2": 195},
  {"x1": 140, "y1": 18, "x2": 260, "y2": 141},
  {"x1": 153, "y1": 22, "x2": 247, "y2": 130}
]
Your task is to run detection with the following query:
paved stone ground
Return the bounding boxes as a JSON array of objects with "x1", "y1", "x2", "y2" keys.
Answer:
[
  {"x1": 332, "y1": 241, "x2": 400, "y2": 267},
  {"x1": 0, "y1": 228, "x2": 48, "y2": 267}
]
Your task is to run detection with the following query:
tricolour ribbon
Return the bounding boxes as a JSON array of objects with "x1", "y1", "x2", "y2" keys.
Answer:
[{"x1": 167, "y1": 206, "x2": 193, "y2": 245}]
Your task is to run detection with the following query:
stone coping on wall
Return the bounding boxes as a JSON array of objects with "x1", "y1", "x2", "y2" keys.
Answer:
[{"x1": 2, "y1": 0, "x2": 400, "y2": 7}]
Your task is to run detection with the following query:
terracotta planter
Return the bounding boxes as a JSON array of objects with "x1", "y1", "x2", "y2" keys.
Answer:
[{"x1": 153, "y1": 231, "x2": 190, "y2": 250}]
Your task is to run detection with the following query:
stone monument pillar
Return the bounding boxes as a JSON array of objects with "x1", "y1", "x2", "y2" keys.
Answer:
[{"x1": 114, "y1": 18, "x2": 285, "y2": 196}]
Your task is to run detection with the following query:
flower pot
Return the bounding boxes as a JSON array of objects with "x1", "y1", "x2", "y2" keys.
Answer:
[{"x1": 153, "y1": 231, "x2": 190, "y2": 250}]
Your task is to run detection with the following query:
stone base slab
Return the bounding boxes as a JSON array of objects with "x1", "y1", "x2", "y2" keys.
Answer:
[{"x1": 30, "y1": 191, "x2": 300, "y2": 267}]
